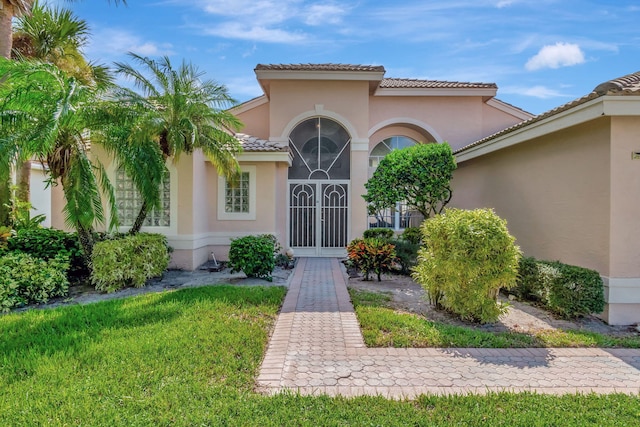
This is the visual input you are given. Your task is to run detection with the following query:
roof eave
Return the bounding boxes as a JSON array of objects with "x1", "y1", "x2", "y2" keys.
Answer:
[
  {"x1": 455, "y1": 95, "x2": 640, "y2": 163},
  {"x1": 255, "y1": 69, "x2": 386, "y2": 97}
]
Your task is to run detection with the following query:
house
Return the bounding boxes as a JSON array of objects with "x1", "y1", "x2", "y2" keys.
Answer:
[
  {"x1": 36, "y1": 63, "x2": 639, "y2": 324},
  {"x1": 96, "y1": 63, "x2": 522, "y2": 267},
  {"x1": 451, "y1": 71, "x2": 640, "y2": 325}
]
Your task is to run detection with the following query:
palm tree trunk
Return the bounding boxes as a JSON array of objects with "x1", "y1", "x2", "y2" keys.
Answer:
[
  {"x1": 0, "y1": 1, "x2": 14, "y2": 59},
  {"x1": 129, "y1": 200, "x2": 148, "y2": 234},
  {"x1": 0, "y1": 168, "x2": 10, "y2": 226},
  {"x1": 0, "y1": 1, "x2": 13, "y2": 225},
  {"x1": 15, "y1": 160, "x2": 30, "y2": 202},
  {"x1": 76, "y1": 223, "x2": 95, "y2": 267}
]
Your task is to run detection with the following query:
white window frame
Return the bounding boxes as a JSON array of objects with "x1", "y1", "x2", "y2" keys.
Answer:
[{"x1": 217, "y1": 165, "x2": 256, "y2": 220}]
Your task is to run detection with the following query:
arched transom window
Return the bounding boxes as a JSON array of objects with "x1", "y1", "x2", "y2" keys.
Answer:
[
  {"x1": 369, "y1": 136, "x2": 416, "y2": 168},
  {"x1": 368, "y1": 136, "x2": 419, "y2": 230},
  {"x1": 288, "y1": 117, "x2": 351, "y2": 180}
]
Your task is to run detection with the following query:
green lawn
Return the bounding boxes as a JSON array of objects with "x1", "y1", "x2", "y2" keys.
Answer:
[
  {"x1": 1, "y1": 285, "x2": 638, "y2": 426},
  {"x1": 350, "y1": 288, "x2": 640, "y2": 348}
]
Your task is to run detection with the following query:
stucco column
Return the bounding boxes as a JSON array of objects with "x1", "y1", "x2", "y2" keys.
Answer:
[
  {"x1": 350, "y1": 138, "x2": 370, "y2": 240},
  {"x1": 606, "y1": 116, "x2": 640, "y2": 325}
]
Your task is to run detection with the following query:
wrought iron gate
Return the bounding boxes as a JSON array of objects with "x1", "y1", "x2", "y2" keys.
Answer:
[{"x1": 289, "y1": 181, "x2": 349, "y2": 256}]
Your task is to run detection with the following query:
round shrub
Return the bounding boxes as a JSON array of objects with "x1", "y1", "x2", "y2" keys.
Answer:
[
  {"x1": 91, "y1": 233, "x2": 169, "y2": 293},
  {"x1": 401, "y1": 227, "x2": 422, "y2": 245},
  {"x1": 412, "y1": 208, "x2": 521, "y2": 323},
  {"x1": 228, "y1": 234, "x2": 277, "y2": 281}
]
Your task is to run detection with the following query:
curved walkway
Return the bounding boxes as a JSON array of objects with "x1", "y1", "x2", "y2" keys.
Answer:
[{"x1": 257, "y1": 258, "x2": 640, "y2": 398}]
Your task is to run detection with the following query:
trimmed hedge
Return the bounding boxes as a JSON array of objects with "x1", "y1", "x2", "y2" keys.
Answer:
[
  {"x1": 91, "y1": 233, "x2": 169, "y2": 293},
  {"x1": 228, "y1": 234, "x2": 277, "y2": 281},
  {"x1": 0, "y1": 252, "x2": 70, "y2": 311},
  {"x1": 363, "y1": 228, "x2": 395, "y2": 240},
  {"x1": 413, "y1": 208, "x2": 521, "y2": 323},
  {"x1": 515, "y1": 257, "x2": 605, "y2": 319}
]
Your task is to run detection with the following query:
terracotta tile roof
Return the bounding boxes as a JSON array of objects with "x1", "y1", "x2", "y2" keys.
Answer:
[
  {"x1": 380, "y1": 78, "x2": 497, "y2": 89},
  {"x1": 593, "y1": 71, "x2": 640, "y2": 95},
  {"x1": 255, "y1": 63, "x2": 385, "y2": 72},
  {"x1": 454, "y1": 71, "x2": 640, "y2": 155},
  {"x1": 235, "y1": 133, "x2": 289, "y2": 152}
]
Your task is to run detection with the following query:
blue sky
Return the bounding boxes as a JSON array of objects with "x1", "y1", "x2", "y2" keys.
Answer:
[{"x1": 51, "y1": 0, "x2": 640, "y2": 115}]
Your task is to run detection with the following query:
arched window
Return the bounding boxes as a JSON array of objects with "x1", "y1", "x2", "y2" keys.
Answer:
[
  {"x1": 288, "y1": 117, "x2": 350, "y2": 180},
  {"x1": 369, "y1": 136, "x2": 416, "y2": 168},
  {"x1": 367, "y1": 136, "x2": 419, "y2": 230}
]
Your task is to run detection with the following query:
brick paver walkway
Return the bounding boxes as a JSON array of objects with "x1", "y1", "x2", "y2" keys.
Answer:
[{"x1": 257, "y1": 258, "x2": 640, "y2": 398}]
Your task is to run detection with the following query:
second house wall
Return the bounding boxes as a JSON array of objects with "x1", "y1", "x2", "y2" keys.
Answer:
[{"x1": 450, "y1": 117, "x2": 612, "y2": 276}]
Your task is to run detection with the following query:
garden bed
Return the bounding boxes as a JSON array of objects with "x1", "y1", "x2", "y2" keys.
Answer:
[{"x1": 347, "y1": 272, "x2": 640, "y2": 346}]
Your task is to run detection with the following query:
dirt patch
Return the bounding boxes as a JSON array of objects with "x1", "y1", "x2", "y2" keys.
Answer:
[{"x1": 347, "y1": 272, "x2": 639, "y2": 337}]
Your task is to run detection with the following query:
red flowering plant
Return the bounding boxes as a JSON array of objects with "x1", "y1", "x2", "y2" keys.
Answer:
[{"x1": 346, "y1": 238, "x2": 396, "y2": 282}]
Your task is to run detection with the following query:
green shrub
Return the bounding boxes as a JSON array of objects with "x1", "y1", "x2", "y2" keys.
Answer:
[
  {"x1": 401, "y1": 226, "x2": 422, "y2": 245},
  {"x1": 363, "y1": 228, "x2": 395, "y2": 240},
  {"x1": 91, "y1": 233, "x2": 169, "y2": 293},
  {"x1": 347, "y1": 238, "x2": 396, "y2": 281},
  {"x1": 390, "y1": 239, "x2": 419, "y2": 275},
  {"x1": 516, "y1": 257, "x2": 605, "y2": 319},
  {"x1": 514, "y1": 256, "x2": 545, "y2": 301},
  {"x1": 228, "y1": 234, "x2": 276, "y2": 281},
  {"x1": 7, "y1": 228, "x2": 87, "y2": 278},
  {"x1": 0, "y1": 252, "x2": 70, "y2": 311},
  {"x1": 413, "y1": 208, "x2": 521, "y2": 323}
]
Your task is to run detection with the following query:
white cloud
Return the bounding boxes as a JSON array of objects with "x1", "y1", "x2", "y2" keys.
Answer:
[
  {"x1": 304, "y1": 3, "x2": 348, "y2": 26},
  {"x1": 496, "y1": 0, "x2": 515, "y2": 7},
  {"x1": 525, "y1": 42, "x2": 585, "y2": 71},
  {"x1": 187, "y1": 0, "x2": 348, "y2": 44},
  {"x1": 87, "y1": 28, "x2": 173, "y2": 59},
  {"x1": 501, "y1": 85, "x2": 568, "y2": 99},
  {"x1": 203, "y1": 23, "x2": 307, "y2": 44}
]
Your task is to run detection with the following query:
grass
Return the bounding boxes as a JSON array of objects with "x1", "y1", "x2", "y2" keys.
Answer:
[
  {"x1": 0, "y1": 285, "x2": 638, "y2": 426},
  {"x1": 350, "y1": 288, "x2": 640, "y2": 348}
]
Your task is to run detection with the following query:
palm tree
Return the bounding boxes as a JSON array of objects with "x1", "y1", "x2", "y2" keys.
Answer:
[
  {"x1": 1, "y1": 0, "x2": 126, "y2": 59},
  {"x1": 11, "y1": 2, "x2": 107, "y2": 203},
  {"x1": 0, "y1": 58, "x2": 158, "y2": 260},
  {"x1": 113, "y1": 53, "x2": 244, "y2": 233},
  {"x1": 0, "y1": 0, "x2": 125, "y2": 224}
]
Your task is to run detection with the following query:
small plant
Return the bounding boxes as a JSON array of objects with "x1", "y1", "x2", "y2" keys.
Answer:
[
  {"x1": 390, "y1": 238, "x2": 419, "y2": 275},
  {"x1": 0, "y1": 252, "x2": 70, "y2": 311},
  {"x1": 91, "y1": 233, "x2": 169, "y2": 292},
  {"x1": 413, "y1": 208, "x2": 521, "y2": 323},
  {"x1": 11, "y1": 198, "x2": 46, "y2": 231},
  {"x1": 0, "y1": 225, "x2": 11, "y2": 249},
  {"x1": 346, "y1": 238, "x2": 396, "y2": 281},
  {"x1": 228, "y1": 234, "x2": 276, "y2": 281},
  {"x1": 363, "y1": 228, "x2": 394, "y2": 240}
]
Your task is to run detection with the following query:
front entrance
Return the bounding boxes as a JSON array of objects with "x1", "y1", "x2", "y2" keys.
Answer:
[
  {"x1": 289, "y1": 181, "x2": 349, "y2": 256},
  {"x1": 287, "y1": 117, "x2": 351, "y2": 256}
]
